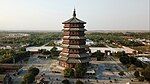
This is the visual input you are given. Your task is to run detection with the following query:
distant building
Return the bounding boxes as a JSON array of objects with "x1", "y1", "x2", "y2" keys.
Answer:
[
  {"x1": 86, "y1": 70, "x2": 96, "y2": 75},
  {"x1": 137, "y1": 57, "x2": 150, "y2": 64},
  {"x1": 0, "y1": 46, "x2": 12, "y2": 50},
  {"x1": 90, "y1": 47, "x2": 124, "y2": 53},
  {"x1": 86, "y1": 39, "x2": 94, "y2": 46},
  {"x1": 5, "y1": 33, "x2": 29, "y2": 38},
  {"x1": 59, "y1": 9, "x2": 90, "y2": 68},
  {"x1": 90, "y1": 46, "x2": 138, "y2": 55},
  {"x1": 26, "y1": 46, "x2": 62, "y2": 52},
  {"x1": 21, "y1": 43, "x2": 29, "y2": 47}
]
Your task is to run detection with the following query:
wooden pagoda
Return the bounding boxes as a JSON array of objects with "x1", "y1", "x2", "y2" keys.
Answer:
[{"x1": 59, "y1": 9, "x2": 90, "y2": 68}]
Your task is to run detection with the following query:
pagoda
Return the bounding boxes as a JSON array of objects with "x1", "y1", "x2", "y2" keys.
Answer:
[{"x1": 59, "y1": 9, "x2": 90, "y2": 68}]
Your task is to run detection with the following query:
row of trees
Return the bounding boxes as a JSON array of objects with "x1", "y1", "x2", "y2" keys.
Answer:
[
  {"x1": 22, "y1": 67, "x2": 40, "y2": 84},
  {"x1": 117, "y1": 51, "x2": 150, "y2": 82},
  {"x1": 1, "y1": 32, "x2": 149, "y2": 48},
  {"x1": 0, "y1": 32, "x2": 62, "y2": 47},
  {"x1": 0, "y1": 49, "x2": 30, "y2": 64},
  {"x1": 119, "y1": 40, "x2": 144, "y2": 47},
  {"x1": 119, "y1": 55, "x2": 145, "y2": 68},
  {"x1": 112, "y1": 51, "x2": 143, "y2": 68},
  {"x1": 124, "y1": 32, "x2": 150, "y2": 40},
  {"x1": 86, "y1": 32, "x2": 146, "y2": 47},
  {"x1": 28, "y1": 32, "x2": 62, "y2": 46},
  {"x1": 86, "y1": 32, "x2": 124, "y2": 43}
]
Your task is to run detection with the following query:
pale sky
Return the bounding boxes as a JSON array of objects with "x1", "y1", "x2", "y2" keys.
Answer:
[{"x1": 0, "y1": 0, "x2": 149, "y2": 30}]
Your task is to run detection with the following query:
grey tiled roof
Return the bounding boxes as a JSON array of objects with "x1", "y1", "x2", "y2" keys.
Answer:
[
  {"x1": 59, "y1": 55, "x2": 90, "y2": 63},
  {"x1": 58, "y1": 56, "x2": 68, "y2": 61},
  {"x1": 62, "y1": 17, "x2": 86, "y2": 24},
  {"x1": 60, "y1": 52, "x2": 90, "y2": 58},
  {"x1": 62, "y1": 44, "x2": 86, "y2": 48},
  {"x1": 67, "y1": 57, "x2": 90, "y2": 63},
  {"x1": 63, "y1": 36, "x2": 86, "y2": 39},
  {"x1": 63, "y1": 28, "x2": 86, "y2": 31}
]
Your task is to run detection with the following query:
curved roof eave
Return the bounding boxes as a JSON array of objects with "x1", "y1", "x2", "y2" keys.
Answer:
[{"x1": 62, "y1": 17, "x2": 86, "y2": 24}]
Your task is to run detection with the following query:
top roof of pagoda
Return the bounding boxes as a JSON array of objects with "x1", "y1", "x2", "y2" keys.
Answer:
[{"x1": 62, "y1": 9, "x2": 86, "y2": 24}]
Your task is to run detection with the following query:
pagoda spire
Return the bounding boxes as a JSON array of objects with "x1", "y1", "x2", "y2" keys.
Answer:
[{"x1": 73, "y1": 8, "x2": 76, "y2": 17}]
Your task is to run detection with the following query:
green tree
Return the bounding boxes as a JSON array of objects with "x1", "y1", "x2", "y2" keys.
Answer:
[
  {"x1": 116, "y1": 51, "x2": 126, "y2": 58},
  {"x1": 22, "y1": 67, "x2": 39, "y2": 84},
  {"x1": 134, "y1": 60, "x2": 143, "y2": 68},
  {"x1": 14, "y1": 51, "x2": 30, "y2": 63},
  {"x1": 50, "y1": 46, "x2": 59, "y2": 57},
  {"x1": 64, "y1": 68, "x2": 74, "y2": 78},
  {"x1": 119, "y1": 55, "x2": 130, "y2": 65},
  {"x1": 141, "y1": 66, "x2": 150, "y2": 82},
  {"x1": 95, "y1": 50, "x2": 104, "y2": 61},
  {"x1": 75, "y1": 64, "x2": 87, "y2": 78},
  {"x1": 19, "y1": 47, "x2": 26, "y2": 51},
  {"x1": 47, "y1": 41, "x2": 55, "y2": 46},
  {"x1": 28, "y1": 67, "x2": 39, "y2": 76},
  {"x1": 76, "y1": 80, "x2": 84, "y2": 84},
  {"x1": 129, "y1": 56, "x2": 137, "y2": 64},
  {"x1": 23, "y1": 74, "x2": 35, "y2": 83},
  {"x1": 50, "y1": 46, "x2": 57, "y2": 52},
  {"x1": 62, "y1": 79, "x2": 70, "y2": 84}
]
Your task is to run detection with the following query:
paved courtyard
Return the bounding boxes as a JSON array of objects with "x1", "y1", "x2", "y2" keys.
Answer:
[
  {"x1": 96, "y1": 63, "x2": 128, "y2": 80},
  {"x1": 12, "y1": 54, "x2": 149, "y2": 84}
]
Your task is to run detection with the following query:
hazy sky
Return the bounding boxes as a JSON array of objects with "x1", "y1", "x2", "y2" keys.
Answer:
[{"x1": 0, "y1": 0, "x2": 149, "y2": 30}]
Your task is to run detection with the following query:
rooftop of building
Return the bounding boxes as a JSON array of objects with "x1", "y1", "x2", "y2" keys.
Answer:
[
  {"x1": 137, "y1": 57, "x2": 150, "y2": 62},
  {"x1": 62, "y1": 9, "x2": 86, "y2": 24}
]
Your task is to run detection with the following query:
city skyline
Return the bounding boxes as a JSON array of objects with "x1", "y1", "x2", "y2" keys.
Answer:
[{"x1": 0, "y1": 0, "x2": 149, "y2": 30}]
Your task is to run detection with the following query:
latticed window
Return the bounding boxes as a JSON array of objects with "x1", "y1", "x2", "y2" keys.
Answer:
[
  {"x1": 70, "y1": 49, "x2": 73, "y2": 53},
  {"x1": 69, "y1": 49, "x2": 80, "y2": 53},
  {"x1": 63, "y1": 40, "x2": 69, "y2": 44},
  {"x1": 64, "y1": 24, "x2": 70, "y2": 27},
  {"x1": 63, "y1": 31, "x2": 70, "y2": 35}
]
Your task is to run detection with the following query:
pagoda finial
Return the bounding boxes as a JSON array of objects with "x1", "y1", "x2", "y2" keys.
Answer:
[{"x1": 73, "y1": 8, "x2": 76, "y2": 17}]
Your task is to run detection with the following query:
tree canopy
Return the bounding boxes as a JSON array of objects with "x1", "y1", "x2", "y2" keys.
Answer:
[
  {"x1": 64, "y1": 68, "x2": 74, "y2": 78},
  {"x1": 141, "y1": 66, "x2": 150, "y2": 82},
  {"x1": 76, "y1": 80, "x2": 84, "y2": 84},
  {"x1": 75, "y1": 64, "x2": 87, "y2": 78},
  {"x1": 62, "y1": 79, "x2": 70, "y2": 84},
  {"x1": 28, "y1": 67, "x2": 40, "y2": 76}
]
